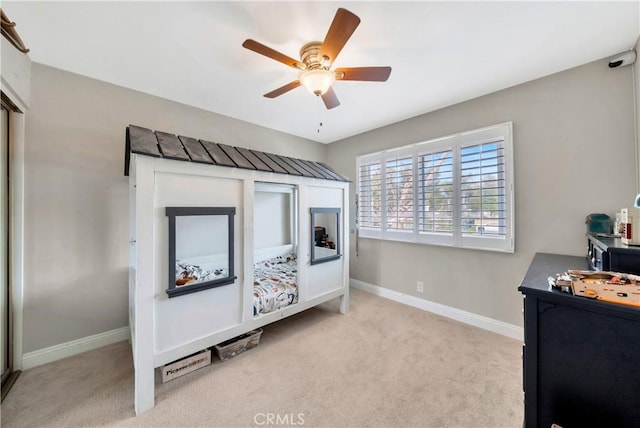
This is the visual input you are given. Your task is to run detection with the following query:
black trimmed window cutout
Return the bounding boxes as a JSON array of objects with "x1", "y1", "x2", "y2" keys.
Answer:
[
  {"x1": 166, "y1": 207, "x2": 236, "y2": 298},
  {"x1": 310, "y1": 207, "x2": 341, "y2": 265}
]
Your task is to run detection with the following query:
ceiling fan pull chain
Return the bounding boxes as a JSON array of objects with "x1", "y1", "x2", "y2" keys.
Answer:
[{"x1": 316, "y1": 97, "x2": 323, "y2": 133}]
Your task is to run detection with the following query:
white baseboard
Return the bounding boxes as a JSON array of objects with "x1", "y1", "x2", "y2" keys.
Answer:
[
  {"x1": 350, "y1": 279, "x2": 523, "y2": 341},
  {"x1": 21, "y1": 327, "x2": 130, "y2": 370}
]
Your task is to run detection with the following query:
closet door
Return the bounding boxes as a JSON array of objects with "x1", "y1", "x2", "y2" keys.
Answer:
[
  {"x1": 1, "y1": 98, "x2": 19, "y2": 402},
  {"x1": 1, "y1": 103, "x2": 10, "y2": 388}
]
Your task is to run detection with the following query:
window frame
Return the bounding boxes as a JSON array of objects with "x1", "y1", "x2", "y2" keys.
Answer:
[
  {"x1": 166, "y1": 206, "x2": 237, "y2": 298},
  {"x1": 310, "y1": 207, "x2": 342, "y2": 265},
  {"x1": 356, "y1": 122, "x2": 514, "y2": 253}
]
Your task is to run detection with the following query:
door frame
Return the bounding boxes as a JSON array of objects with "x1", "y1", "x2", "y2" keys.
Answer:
[
  {"x1": 0, "y1": 90, "x2": 25, "y2": 399},
  {"x1": 1, "y1": 99, "x2": 11, "y2": 390}
]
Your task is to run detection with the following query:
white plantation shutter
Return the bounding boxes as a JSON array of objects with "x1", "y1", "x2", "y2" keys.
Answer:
[
  {"x1": 385, "y1": 156, "x2": 413, "y2": 231},
  {"x1": 419, "y1": 150, "x2": 453, "y2": 235},
  {"x1": 358, "y1": 161, "x2": 382, "y2": 230},
  {"x1": 356, "y1": 122, "x2": 513, "y2": 252},
  {"x1": 460, "y1": 141, "x2": 506, "y2": 237}
]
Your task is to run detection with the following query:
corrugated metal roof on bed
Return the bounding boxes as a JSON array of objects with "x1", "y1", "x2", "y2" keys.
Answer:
[{"x1": 124, "y1": 125, "x2": 350, "y2": 182}]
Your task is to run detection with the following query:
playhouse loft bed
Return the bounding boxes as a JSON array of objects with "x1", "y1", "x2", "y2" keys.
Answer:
[{"x1": 126, "y1": 125, "x2": 350, "y2": 415}]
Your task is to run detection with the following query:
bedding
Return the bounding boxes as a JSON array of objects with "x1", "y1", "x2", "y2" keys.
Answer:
[
  {"x1": 253, "y1": 252, "x2": 298, "y2": 316},
  {"x1": 175, "y1": 252, "x2": 298, "y2": 316},
  {"x1": 175, "y1": 260, "x2": 228, "y2": 287}
]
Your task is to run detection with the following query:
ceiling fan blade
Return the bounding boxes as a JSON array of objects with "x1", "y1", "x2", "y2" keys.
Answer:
[
  {"x1": 335, "y1": 67, "x2": 392, "y2": 82},
  {"x1": 321, "y1": 86, "x2": 340, "y2": 109},
  {"x1": 264, "y1": 80, "x2": 301, "y2": 98},
  {"x1": 242, "y1": 39, "x2": 304, "y2": 70},
  {"x1": 319, "y1": 8, "x2": 361, "y2": 67}
]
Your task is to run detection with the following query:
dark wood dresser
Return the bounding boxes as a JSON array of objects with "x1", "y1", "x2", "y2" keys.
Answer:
[{"x1": 518, "y1": 253, "x2": 640, "y2": 428}]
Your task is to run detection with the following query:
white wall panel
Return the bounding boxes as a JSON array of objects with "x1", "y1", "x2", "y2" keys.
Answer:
[
  {"x1": 153, "y1": 172, "x2": 243, "y2": 354},
  {"x1": 306, "y1": 186, "x2": 345, "y2": 299}
]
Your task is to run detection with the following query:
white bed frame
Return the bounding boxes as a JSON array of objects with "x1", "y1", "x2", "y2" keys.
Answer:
[{"x1": 128, "y1": 154, "x2": 349, "y2": 415}]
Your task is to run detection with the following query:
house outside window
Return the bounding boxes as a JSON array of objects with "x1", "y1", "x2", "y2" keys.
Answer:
[{"x1": 356, "y1": 122, "x2": 514, "y2": 253}]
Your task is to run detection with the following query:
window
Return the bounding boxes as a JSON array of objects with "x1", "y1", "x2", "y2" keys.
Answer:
[
  {"x1": 356, "y1": 123, "x2": 514, "y2": 252},
  {"x1": 459, "y1": 141, "x2": 506, "y2": 237},
  {"x1": 166, "y1": 206, "x2": 237, "y2": 298},
  {"x1": 419, "y1": 150, "x2": 453, "y2": 234},
  {"x1": 385, "y1": 156, "x2": 413, "y2": 232},
  {"x1": 358, "y1": 161, "x2": 381, "y2": 229},
  {"x1": 310, "y1": 207, "x2": 341, "y2": 265}
]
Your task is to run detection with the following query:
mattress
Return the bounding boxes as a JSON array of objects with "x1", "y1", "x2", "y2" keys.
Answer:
[{"x1": 253, "y1": 253, "x2": 298, "y2": 316}]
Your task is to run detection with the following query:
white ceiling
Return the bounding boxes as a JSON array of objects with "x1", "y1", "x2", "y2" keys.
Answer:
[{"x1": 4, "y1": 1, "x2": 639, "y2": 144}]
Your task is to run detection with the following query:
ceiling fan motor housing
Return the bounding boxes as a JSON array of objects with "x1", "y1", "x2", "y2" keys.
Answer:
[{"x1": 300, "y1": 42, "x2": 329, "y2": 70}]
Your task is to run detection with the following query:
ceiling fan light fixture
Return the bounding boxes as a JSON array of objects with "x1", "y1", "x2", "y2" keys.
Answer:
[{"x1": 300, "y1": 69, "x2": 335, "y2": 96}]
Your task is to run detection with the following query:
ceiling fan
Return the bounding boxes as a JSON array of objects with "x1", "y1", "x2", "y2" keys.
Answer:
[{"x1": 242, "y1": 8, "x2": 391, "y2": 109}]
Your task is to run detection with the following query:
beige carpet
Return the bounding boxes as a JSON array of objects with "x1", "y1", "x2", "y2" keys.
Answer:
[{"x1": 1, "y1": 288, "x2": 523, "y2": 427}]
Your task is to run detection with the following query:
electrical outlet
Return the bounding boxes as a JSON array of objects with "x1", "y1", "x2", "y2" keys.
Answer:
[{"x1": 416, "y1": 281, "x2": 424, "y2": 293}]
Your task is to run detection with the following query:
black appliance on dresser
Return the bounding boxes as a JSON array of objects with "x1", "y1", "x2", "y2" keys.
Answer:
[
  {"x1": 518, "y1": 253, "x2": 640, "y2": 428},
  {"x1": 586, "y1": 233, "x2": 640, "y2": 274}
]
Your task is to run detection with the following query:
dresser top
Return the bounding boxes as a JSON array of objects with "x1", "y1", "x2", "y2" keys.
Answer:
[
  {"x1": 518, "y1": 253, "x2": 588, "y2": 293},
  {"x1": 518, "y1": 252, "x2": 640, "y2": 318}
]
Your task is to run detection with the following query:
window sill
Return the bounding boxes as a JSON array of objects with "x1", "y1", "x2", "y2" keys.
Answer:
[{"x1": 357, "y1": 232, "x2": 514, "y2": 253}]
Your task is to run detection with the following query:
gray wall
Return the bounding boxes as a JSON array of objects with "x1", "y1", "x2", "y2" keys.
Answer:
[
  {"x1": 327, "y1": 58, "x2": 637, "y2": 327},
  {"x1": 23, "y1": 63, "x2": 324, "y2": 353}
]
